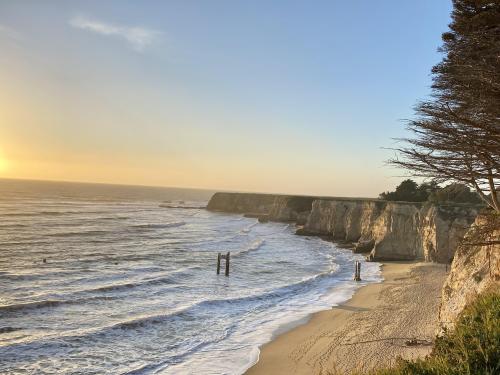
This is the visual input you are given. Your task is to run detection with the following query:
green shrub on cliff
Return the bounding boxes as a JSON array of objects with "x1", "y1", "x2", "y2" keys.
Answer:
[
  {"x1": 380, "y1": 180, "x2": 483, "y2": 205},
  {"x1": 427, "y1": 184, "x2": 482, "y2": 205},
  {"x1": 371, "y1": 291, "x2": 500, "y2": 375},
  {"x1": 379, "y1": 179, "x2": 437, "y2": 202}
]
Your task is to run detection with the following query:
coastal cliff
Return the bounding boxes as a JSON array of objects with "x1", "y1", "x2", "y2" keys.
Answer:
[
  {"x1": 208, "y1": 192, "x2": 498, "y2": 360},
  {"x1": 206, "y1": 192, "x2": 278, "y2": 215},
  {"x1": 207, "y1": 192, "x2": 480, "y2": 263},
  {"x1": 438, "y1": 216, "x2": 500, "y2": 331}
]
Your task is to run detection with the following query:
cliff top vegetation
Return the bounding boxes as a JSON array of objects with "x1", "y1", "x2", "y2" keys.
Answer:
[{"x1": 379, "y1": 179, "x2": 483, "y2": 205}]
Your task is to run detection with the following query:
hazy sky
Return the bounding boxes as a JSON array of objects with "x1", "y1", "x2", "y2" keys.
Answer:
[{"x1": 0, "y1": 0, "x2": 452, "y2": 196}]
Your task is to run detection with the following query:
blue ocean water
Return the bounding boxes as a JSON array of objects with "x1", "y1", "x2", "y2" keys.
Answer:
[{"x1": 0, "y1": 179, "x2": 381, "y2": 374}]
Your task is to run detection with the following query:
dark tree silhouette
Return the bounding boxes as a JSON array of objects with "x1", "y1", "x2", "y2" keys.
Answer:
[
  {"x1": 390, "y1": 0, "x2": 500, "y2": 212},
  {"x1": 428, "y1": 183, "x2": 483, "y2": 204},
  {"x1": 379, "y1": 179, "x2": 435, "y2": 202}
]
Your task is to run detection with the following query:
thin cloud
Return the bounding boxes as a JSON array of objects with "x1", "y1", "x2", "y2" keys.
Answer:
[{"x1": 69, "y1": 16, "x2": 161, "y2": 51}]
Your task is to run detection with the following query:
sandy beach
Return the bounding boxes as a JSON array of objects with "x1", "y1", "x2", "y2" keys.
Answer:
[{"x1": 245, "y1": 261, "x2": 447, "y2": 375}]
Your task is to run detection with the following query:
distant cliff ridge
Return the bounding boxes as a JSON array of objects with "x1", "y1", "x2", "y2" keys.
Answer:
[{"x1": 207, "y1": 192, "x2": 480, "y2": 263}]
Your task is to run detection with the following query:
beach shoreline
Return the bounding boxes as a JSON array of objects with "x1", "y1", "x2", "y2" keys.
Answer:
[{"x1": 245, "y1": 261, "x2": 447, "y2": 375}]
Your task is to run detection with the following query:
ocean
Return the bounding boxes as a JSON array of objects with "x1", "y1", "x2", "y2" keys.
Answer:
[{"x1": 0, "y1": 179, "x2": 381, "y2": 374}]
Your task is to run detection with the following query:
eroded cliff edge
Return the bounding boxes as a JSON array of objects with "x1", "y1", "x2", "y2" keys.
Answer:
[
  {"x1": 207, "y1": 192, "x2": 480, "y2": 263},
  {"x1": 438, "y1": 215, "x2": 500, "y2": 331}
]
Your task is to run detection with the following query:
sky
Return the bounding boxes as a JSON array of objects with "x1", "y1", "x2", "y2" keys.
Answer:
[{"x1": 0, "y1": 0, "x2": 453, "y2": 196}]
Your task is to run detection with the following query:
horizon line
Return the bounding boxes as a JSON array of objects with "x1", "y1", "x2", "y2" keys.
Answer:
[{"x1": 0, "y1": 176, "x2": 380, "y2": 199}]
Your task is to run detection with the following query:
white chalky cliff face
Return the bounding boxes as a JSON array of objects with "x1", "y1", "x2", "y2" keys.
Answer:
[
  {"x1": 207, "y1": 192, "x2": 480, "y2": 263},
  {"x1": 438, "y1": 216, "x2": 500, "y2": 332}
]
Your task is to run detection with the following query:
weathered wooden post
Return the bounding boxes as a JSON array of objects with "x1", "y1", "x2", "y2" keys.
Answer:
[
  {"x1": 225, "y1": 252, "x2": 230, "y2": 276},
  {"x1": 216, "y1": 252, "x2": 231, "y2": 276},
  {"x1": 354, "y1": 261, "x2": 361, "y2": 281}
]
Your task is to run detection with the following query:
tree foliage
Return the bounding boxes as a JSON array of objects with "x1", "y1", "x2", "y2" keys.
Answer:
[
  {"x1": 379, "y1": 179, "x2": 439, "y2": 202},
  {"x1": 428, "y1": 183, "x2": 483, "y2": 204},
  {"x1": 389, "y1": 0, "x2": 500, "y2": 212}
]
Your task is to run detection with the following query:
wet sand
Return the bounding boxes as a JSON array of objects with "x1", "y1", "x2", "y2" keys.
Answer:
[{"x1": 245, "y1": 262, "x2": 447, "y2": 374}]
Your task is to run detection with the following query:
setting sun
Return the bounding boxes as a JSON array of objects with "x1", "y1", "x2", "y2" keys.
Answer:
[{"x1": 0, "y1": 154, "x2": 8, "y2": 173}]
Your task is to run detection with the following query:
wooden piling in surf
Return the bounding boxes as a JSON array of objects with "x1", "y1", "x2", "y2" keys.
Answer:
[
  {"x1": 354, "y1": 261, "x2": 361, "y2": 281},
  {"x1": 217, "y1": 252, "x2": 231, "y2": 276},
  {"x1": 225, "y1": 252, "x2": 230, "y2": 276}
]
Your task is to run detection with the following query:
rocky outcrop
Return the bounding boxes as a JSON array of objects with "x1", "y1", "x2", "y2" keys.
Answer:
[
  {"x1": 369, "y1": 203, "x2": 423, "y2": 260},
  {"x1": 420, "y1": 205, "x2": 479, "y2": 263},
  {"x1": 207, "y1": 192, "x2": 277, "y2": 214},
  {"x1": 207, "y1": 192, "x2": 314, "y2": 222},
  {"x1": 207, "y1": 192, "x2": 480, "y2": 263},
  {"x1": 438, "y1": 215, "x2": 500, "y2": 331},
  {"x1": 300, "y1": 199, "x2": 478, "y2": 262},
  {"x1": 268, "y1": 196, "x2": 315, "y2": 222},
  {"x1": 302, "y1": 199, "x2": 383, "y2": 241}
]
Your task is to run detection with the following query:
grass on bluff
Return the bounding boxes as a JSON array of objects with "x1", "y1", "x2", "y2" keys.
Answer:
[{"x1": 369, "y1": 291, "x2": 499, "y2": 375}]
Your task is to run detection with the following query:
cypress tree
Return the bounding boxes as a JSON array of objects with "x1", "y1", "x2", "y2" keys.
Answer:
[{"x1": 391, "y1": 0, "x2": 500, "y2": 212}]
